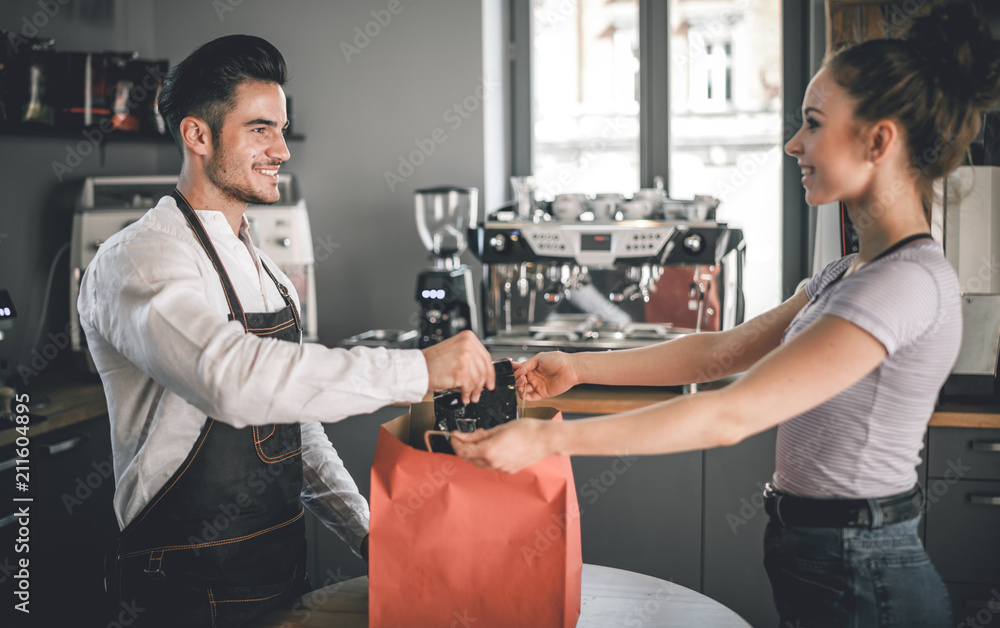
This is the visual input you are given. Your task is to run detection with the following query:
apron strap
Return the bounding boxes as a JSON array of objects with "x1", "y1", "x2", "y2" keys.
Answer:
[
  {"x1": 260, "y1": 259, "x2": 302, "y2": 333},
  {"x1": 172, "y1": 189, "x2": 248, "y2": 328},
  {"x1": 172, "y1": 189, "x2": 302, "y2": 334}
]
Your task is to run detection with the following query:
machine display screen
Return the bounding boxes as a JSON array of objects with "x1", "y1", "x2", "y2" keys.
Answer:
[
  {"x1": 581, "y1": 233, "x2": 612, "y2": 251},
  {"x1": 0, "y1": 289, "x2": 16, "y2": 320},
  {"x1": 419, "y1": 276, "x2": 449, "y2": 300}
]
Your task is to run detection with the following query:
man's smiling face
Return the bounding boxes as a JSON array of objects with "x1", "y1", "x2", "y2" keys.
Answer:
[{"x1": 205, "y1": 80, "x2": 290, "y2": 206}]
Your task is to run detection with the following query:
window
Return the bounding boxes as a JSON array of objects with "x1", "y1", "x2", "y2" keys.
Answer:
[
  {"x1": 514, "y1": 0, "x2": 785, "y2": 317},
  {"x1": 530, "y1": 0, "x2": 640, "y2": 198}
]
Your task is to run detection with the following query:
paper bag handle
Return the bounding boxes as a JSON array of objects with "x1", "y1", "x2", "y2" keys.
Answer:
[{"x1": 424, "y1": 430, "x2": 452, "y2": 453}]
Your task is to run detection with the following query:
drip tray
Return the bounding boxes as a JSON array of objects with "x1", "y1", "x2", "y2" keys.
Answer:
[
  {"x1": 339, "y1": 329, "x2": 419, "y2": 349},
  {"x1": 528, "y1": 314, "x2": 601, "y2": 341}
]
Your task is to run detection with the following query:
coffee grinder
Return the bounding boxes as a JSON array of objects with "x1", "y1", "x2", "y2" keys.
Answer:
[{"x1": 414, "y1": 186, "x2": 480, "y2": 348}]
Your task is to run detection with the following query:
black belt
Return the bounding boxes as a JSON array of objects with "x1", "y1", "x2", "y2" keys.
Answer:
[{"x1": 763, "y1": 483, "x2": 923, "y2": 528}]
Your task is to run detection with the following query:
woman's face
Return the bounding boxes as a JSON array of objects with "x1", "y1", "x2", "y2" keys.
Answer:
[{"x1": 785, "y1": 67, "x2": 873, "y2": 207}]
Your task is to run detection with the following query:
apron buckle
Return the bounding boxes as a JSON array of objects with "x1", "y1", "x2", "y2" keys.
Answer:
[{"x1": 143, "y1": 566, "x2": 167, "y2": 579}]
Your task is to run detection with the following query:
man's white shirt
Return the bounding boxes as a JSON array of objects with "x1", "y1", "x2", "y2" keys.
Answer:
[{"x1": 78, "y1": 195, "x2": 428, "y2": 553}]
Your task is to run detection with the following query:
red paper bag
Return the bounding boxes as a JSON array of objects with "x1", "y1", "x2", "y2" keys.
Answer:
[{"x1": 369, "y1": 403, "x2": 582, "y2": 628}]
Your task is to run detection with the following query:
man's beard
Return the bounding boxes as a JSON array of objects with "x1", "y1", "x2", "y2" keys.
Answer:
[{"x1": 205, "y1": 148, "x2": 280, "y2": 206}]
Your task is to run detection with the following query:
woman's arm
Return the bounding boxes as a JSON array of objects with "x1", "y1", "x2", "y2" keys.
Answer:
[
  {"x1": 454, "y1": 313, "x2": 888, "y2": 473},
  {"x1": 517, "y1": 289, "x2": 810, "y2": 400}
]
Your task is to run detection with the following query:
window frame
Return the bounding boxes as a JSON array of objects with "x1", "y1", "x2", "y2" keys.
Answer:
[{"x1": 508, "y1": 0, "x2": 814, "y2": 298}]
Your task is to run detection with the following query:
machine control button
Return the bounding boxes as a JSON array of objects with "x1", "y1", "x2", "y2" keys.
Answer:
[
  {"x1": 490, "y1": 234, "x2": 507, "y2": 252},
  {"x1": 278, "y1": 237, "x2": 292, "y2": 248},
  {"x1": 683, "y1": 233, "x2": 703, "y2": 254}
]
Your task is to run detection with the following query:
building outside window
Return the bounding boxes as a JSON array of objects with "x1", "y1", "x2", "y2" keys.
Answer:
[{"x1": 525, "y1": 0, "x2": 784, "y2": 317}]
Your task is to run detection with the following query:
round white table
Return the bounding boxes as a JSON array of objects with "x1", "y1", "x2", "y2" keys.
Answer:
[{"x1": 251, "y1": 563, "x2": 751, "y2": 627}]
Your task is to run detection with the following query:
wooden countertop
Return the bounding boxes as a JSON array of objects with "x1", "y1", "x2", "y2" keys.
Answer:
[
  {"x1": 534, "y1": 385, "x2": 1000, "y2": 429},
  {"x1": 0, "y1": 373, "x2": 108, "y2": 447},
  {"x1": 1, "y1": 373, "x2": 997, "y2": 449}
]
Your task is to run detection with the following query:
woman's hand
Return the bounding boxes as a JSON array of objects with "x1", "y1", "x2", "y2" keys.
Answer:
[
  {"x1": 514, "y1": 352, "x2": 582, "y2": 401},
  {"x1": 451, "y1": 419, "x2": 558, "y2": 473}
]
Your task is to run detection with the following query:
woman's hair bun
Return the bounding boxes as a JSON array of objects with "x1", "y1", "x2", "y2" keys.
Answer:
[{"x1": 903, "y1": 1, "x2": 1000, "y2": 110}]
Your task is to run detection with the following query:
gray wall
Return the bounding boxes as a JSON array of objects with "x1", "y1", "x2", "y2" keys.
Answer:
[{"x1": 0, "y1": 0, "x2": 500, "y2": 383}]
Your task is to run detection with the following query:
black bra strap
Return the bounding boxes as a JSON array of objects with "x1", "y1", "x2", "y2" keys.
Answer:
[{"x1": 872, "y1": 232, "x2": 933, "y2": 263}]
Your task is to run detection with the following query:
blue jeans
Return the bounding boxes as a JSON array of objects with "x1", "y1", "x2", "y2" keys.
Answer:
[{"x1": 763, "y1": 515, "x2": 951, "y2": 627}]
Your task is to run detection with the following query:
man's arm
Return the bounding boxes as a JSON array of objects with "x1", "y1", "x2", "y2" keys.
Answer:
[
  {"x1": 80, "y1": 235, "x2": 432, "y2": 429},
  {"x1": 299, "y1": 421, "x2": 369, "y2": 558}
]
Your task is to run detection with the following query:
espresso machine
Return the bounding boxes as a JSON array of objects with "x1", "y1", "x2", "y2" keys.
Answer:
[
  {"x1": 469, "y1": 196, "x2": 745, "y2": 360},
  {"x1": 414, "y1": 186, "x2": 481, "y2": 348}
]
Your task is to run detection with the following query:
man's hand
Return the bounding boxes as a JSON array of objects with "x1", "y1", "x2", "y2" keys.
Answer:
[
  {"x1": 421, "y1": 330, "x2": 495, "y2": 403},
  {"x1": 514, "y1": 351, "x2": 581, "y2": 401}
]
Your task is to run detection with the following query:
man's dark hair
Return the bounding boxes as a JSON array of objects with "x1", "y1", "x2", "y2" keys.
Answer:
[{"x1": 158, "y1": 34, "x2": 287, "y2": 156}]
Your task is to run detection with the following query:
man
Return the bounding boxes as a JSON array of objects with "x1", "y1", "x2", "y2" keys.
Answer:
[{"x1": 78, "y1": 35, "x2": 494, "y2": 627}]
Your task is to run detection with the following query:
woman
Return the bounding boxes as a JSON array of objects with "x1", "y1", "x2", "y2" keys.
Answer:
[{"x1": 453, "y1": 2, "x2": 1000, "y2": 626}]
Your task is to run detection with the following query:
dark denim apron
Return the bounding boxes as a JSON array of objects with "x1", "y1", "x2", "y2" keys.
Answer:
[{"x1": 104, "y1": 190, "x2": 309, "y2": 627}]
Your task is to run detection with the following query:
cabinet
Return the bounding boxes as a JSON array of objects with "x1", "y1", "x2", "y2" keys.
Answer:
[
  {"x1": 564, "y1": 412, "x2": 703, "y2": 591},
  {"x1": 703, "y1": 428, "x2": 779, "y2": 628},
  {"x1": 925, "y1": 427, "x2": 1000, "y2": 626},
  {"x1": 0, "y1": 414, "x2": 119, "y2": 627}
]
